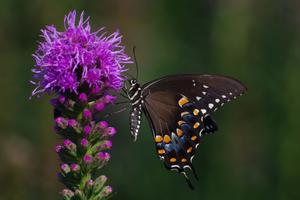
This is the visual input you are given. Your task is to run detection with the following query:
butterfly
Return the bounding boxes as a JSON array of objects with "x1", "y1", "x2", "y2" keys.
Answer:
[{"x1": 122, "y1": 73, "x2": 247, "y2": 189}]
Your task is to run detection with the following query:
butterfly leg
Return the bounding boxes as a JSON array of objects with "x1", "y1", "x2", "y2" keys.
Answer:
[{"x1": 104, "y1": 107, "x2": 128, "y2": 118}]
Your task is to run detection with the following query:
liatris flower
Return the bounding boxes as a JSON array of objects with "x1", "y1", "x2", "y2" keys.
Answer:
[{"x1": 31, "y1": 10, "x2": 131, "y2": 200}]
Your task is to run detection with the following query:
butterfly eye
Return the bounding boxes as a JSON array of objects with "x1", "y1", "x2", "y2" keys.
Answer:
[{"x1": 130, "y1": 79, "x2": 137, "y2": 85}]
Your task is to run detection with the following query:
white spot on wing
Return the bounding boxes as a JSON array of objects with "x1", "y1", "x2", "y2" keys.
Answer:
[
  {"x1": 208, "y1": 103, "x2": 214, "y2": 109},
  {"x1": 201, "y1": 109, "x2": 207, "y2": 114},
  {"x1": 202, "y1": 91, "x2": 206, "y2": 95},
  {"x1": 203, "y1": 84, "x2": 209, "y2": 88},
  {"x1": 215, "y1": 98, "x2": 220, "y2": 103},
  {"x1": 222, "y1": 95, "x2": 226, "y2": 98},
  {"x1": 196, "y1": 96, "x2": 202, "y2": 101},
  {"x1": 190, "y1": 155, "x2": 195, "y2": 162},
  {"x1": 183, "y1": 165, "x2": 191, "y2": 170}
]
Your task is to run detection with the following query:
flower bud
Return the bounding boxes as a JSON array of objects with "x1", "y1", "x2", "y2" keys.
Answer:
[
  {"x1": 64, "y1": 139, "x2": 76, "y2": 151},
  {"x1": 104, "y1": 95, "x2": 116, "y2": 104},
  {"x1": 91, "y1": 86, "x2": 101, "y2": 94},
  {"x1": 94, "y1": 102, "x2": 105, "y2": 111},
  {"x1": 101, "y1": 186, "x2": 113, "y2": 198},
  {"x1": 66, "y1": 99, "x2": 75, "y2": 108},
  {"x1": 80, "y1": 138, "x2": 89, "y2": 147},
  {"x1": 97, "y1": 121, "x2": 108, "y2": 129},
  {"x1": 96, "y1": 152, "x2": 110, "y2": 161},
  {"x1": 74, "y1": 189, "x2": 85, "y2": 199},
  {"x1": 58, "y1": 95, "x2": 66, "y2": 104},
  {"x1": 102, "y1": 140, "x2": 112, "y2": 149},
  {"x1": 104, "y1": 127, "x2": 116, "y2": 137},
  {"x1": 86, "y1": 179, "x2": 94, "y2": 187},
  {"x1": 94, "y1": 175, "x2": 108, "y2": 193},
  {"x1": 55, "y1": 145, "x2": 63, "y2": 153},
  {"x1": 61, "y1": 189, "x2": 74, "y2": 199},
  {"x1": 55, "y1": 117, "x2": 68, "y2": 129},
  {"x1": 83, "y1": 109, "x2": 92, "y2": 119},
  {"x1": 68, "y1": 119, "x2": 77, "y2": 127},
  {"x1": 50, "y1": 98, "x2": 58, "y2": 106},
  {"x1": 83, "y1": 154, "x2": 93, "y2": 164},
  {"x1": 79, "y1": 93, "x2": 88, "y2": 103},
  {"x1": 70, "y1": 163, "x2": 80, "y2": 172},
  {"x1": 60, "y1": 163, "x2": 71, "y2": 174},
  {"x1": 83, "y1": 125, "x2": 92, "y2": 135}
]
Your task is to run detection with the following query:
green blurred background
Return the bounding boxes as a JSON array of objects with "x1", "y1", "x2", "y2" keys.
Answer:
[{"x1": 0, "y1": 0, "x2": 299, "y2": 199}]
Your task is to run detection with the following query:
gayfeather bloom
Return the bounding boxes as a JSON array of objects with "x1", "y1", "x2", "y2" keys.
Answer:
[
  {"x1": 31, "y1": 10, "x2": 132, "y2": 200},
  {"x1": 31, "y1": 10, "x2": 131, "y2": 97}
]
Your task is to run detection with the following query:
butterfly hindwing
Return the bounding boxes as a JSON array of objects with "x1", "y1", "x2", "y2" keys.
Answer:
[
  {"x1": 143, "y1": 93, "x2": 203, "y2": 175},
  {"x1": 141, "y1": 74, "x2": 246, "y2": 176},
  {"x1": 203, "y1": 115, "x2": 218, "y2": 134}
]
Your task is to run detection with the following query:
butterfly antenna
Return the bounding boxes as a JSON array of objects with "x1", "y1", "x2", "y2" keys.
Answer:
[
  {"x1": 182, "y1": 172, "x2": 195, "y2": 190},
  {"x1": 133, "y1": 46, "x2": 139, "y2": 80}
]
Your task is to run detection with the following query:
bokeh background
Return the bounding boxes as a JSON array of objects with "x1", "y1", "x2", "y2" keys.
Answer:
[{"x1": 0, "y1": 0, "x2": 299, "y2": 199}]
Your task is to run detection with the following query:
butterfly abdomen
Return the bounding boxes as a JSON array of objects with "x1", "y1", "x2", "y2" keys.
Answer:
[
  {"x1": 130, "y1": 104, "x2": 142, "y2": 141},
  {"x1": 128, "y1": 81, "x2": 143, "y2": 141}
]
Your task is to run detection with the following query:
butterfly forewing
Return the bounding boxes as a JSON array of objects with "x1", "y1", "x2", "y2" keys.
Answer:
[{"x1": 141, "y1": 74, "x2": 246, "y2": 174}]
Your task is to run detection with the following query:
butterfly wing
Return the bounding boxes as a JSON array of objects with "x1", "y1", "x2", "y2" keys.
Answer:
[{"x1": 141, "y1": 74, "x2": 246, "y2": 176}]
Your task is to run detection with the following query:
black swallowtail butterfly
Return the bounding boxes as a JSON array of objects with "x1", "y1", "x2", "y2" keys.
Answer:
[{"x1": 123, "y1": 73, "x2": 247, "y2": 189}]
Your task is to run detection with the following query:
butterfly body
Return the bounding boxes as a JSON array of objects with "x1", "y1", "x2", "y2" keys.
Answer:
[{"x1": 124, "y1": 74, "x2": 246, "y2": 187}]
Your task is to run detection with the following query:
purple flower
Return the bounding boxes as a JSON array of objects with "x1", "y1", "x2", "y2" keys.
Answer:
[
  {"x1": 84, "y1": 154, "x2": 93, "y2": 164},
  {"x1": 58, "y1": 95, "x2": 66, "y2": 104},
  {"x1": 64, "y1": 139, "x2": 76, "y2": 151},
  {"x1": 61, "y1": 163, "x2": 71, "y2": 174},
  {"x1": 83, "y1": 109, "x2": 92, "y2": 119},
  {"x1": 70, "y1": 163, "x2": 80, "y2": 171},
  {"x1": 64, "y1": 139, "x2": 72, "y2": 147},
  {"x1": 96, "y1": 152, "x2": 110, "y2": 160},
  {"x1": 83, "y1": 125, "x2": 92, "y2": 135},
  {"x1": 91, "y1": 86, "x2": 101, "y2": 94},
  {"x1": 68, "y1": 119, "x2": 77, "y2": 127},
  {"x1": 80, "y1": 138, "x2": 89, "y2": 147},
  {"x1": 31, "y1": 10, "x2": 130, "y2": 198},
  {"x1": 61, "y1": 189, "x2": 74, "y2": 198},
  {"x1": 87, "y1": 179, "x2": 94, "y2": 187},
  {"x1": 50, "y1": 98, "x2": 59, "y2": 106},
  {"x1": 79, "y1": 93, "x2": 88, "y2": 102},
  {"x1": 102, "y1": 186, "x2": 113, "y2": 197},
  {"x1": 55, "y1": 117, "x2": 68, "y2": 128},
  {"x1": 98, "y1": 121, "x2": 108, "y2": 129},
  {"x1": 55, "y1": 145, "x2": 63, "y2": 153},
  {"x1": 102, "y1": 140, "x2": 112, "y2": 149},
  {"x1": 104, "y1": 127, "x2": 117, "y2": 137},
  {"x1": 31, "y1": 10, "x2": 132, "y2": 97},
  {"x1": 94, "y1": 102, "x2": 105, "y2": 111},
  {"x1": 104, "y1": 95, "x2": 116, "y2": 104}
]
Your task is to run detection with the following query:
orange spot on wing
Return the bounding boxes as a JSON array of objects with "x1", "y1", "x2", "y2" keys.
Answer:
[
  {"x1": 181, "y1": 158, "x2": 187, "y2": 162},
  {"x1": 155, "y1": 135, "x2": 163, "y2": 143},
  {"x1": 187, "y1": 147, "x2": 193, "y2": 153},
  {"x1": 193, "y1": 122, "x2": 200, "y2": 129},
  {"x1": 163, "y1": 135, "x2": 171, "y2": 143},
  {"x1": 176, "y1": 128, "x2": 183, "y2": 137},
  {"x1": 158, "y1": 149, "x2": 165, "y2": 155},
  {"x1": 191, "y1": 135, "x2": 197, "y2": 141},
  {"x1": 193, "y1": 109, "x2": 200, "y2": 116},
  {"x1": 178, "y1": 97, "x2": 189, "y2": 107},
  {"x1": 170, "y1": 158, "x2": 177, "y2": 163}
]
